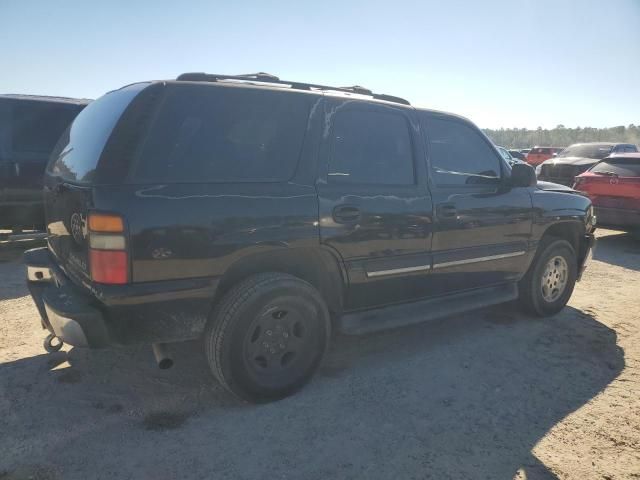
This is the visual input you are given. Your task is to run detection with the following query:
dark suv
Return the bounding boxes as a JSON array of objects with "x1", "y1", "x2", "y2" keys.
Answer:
[
  {"x1": 25, "y1": 73, "x2": 595, "y2": 402},
  {"x1": 0, "y1": 94, "x2": 89, "y2": 230},
  {"x1": 537, "y1": 142, "x2": 638, "y2": 186}
]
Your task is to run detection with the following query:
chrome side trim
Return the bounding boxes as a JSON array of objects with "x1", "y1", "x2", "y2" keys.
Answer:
[
  {"x1": 367, "y1": 264, "x2": 431, "y2": 278},
  {"x1": 27, "y1": 265, "x2": 52, "y2": 282},
  {"x1": 433, "y1": 251, "x2": 526, "y2": 269}
]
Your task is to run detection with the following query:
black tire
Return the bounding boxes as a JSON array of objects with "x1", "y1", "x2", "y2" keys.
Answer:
[
  {"x1": 518, "y1": 238, "x2": 577, "y2": 316},
  {"x1": 204, "y1": 273, "x2": 331, "y2": 403}
]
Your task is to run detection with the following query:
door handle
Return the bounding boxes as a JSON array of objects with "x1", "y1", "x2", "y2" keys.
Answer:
[
  {"x1": 437, "y1": 203, "x2": 457, "y2": 218},
  {"x1": 333, "y1": 205, "x2": 361, "y2": 224}
]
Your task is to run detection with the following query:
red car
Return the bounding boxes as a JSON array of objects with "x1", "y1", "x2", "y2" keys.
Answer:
[
  {"x1": 574, "y1": 153, "x2": 640, "y2": 235},
  {"x1": 526, "y1": 146, "x2": 564, "y2": 166}
]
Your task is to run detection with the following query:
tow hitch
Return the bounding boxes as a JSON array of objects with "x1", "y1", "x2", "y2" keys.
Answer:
[{"x1": 44, "y1": 333, "x2": 64, "y2": 353}]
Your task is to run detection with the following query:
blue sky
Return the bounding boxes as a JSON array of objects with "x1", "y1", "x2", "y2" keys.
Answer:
[{"x1": 1, "y1": 0, "x2": 639, "y2": 129}]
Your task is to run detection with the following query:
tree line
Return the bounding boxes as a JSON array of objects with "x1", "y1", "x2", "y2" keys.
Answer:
[{"x1": 483, "y1": 125, "x2": 640, "y2": 149}]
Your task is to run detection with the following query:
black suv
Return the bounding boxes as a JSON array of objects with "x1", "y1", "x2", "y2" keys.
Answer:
[
  {"x1": 0, "y1": 94, "x2": 89, "y2": 230},
  {"x1": 25, "y1": 73, "x2": 595, "y2": 402},
  {"x1": 537, "y1": 142, "x2": 638, "y2": 186}
]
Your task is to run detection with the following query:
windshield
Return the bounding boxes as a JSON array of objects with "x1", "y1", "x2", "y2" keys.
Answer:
[{"x1": 558, "y1": 144, "x2": 613, "y2": 159}]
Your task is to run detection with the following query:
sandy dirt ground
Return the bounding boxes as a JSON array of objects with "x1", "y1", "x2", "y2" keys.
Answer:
[{"x1": 0, "y1": 229, "x2": 638, "y2": 480}]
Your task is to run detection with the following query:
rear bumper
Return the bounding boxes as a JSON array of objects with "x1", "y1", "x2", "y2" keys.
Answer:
[
  {"x1": 594, "y1": 206, "x2": 640, "y2": 230},
  {"x1": 25, "y1": 247, "x2": 218, "y2": 347},
  {"x1": 25, "y1": 248, "x2": 110, "y2": 347}
]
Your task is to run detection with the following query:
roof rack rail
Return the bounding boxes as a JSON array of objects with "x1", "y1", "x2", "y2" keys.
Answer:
[{"x1": 175, "y1": 72, "x2": 410, "y2": 106}]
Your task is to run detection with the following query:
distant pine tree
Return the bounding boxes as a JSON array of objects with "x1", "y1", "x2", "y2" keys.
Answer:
[{"x1": 483, "y1": 126, "x2": 640, "y2": 149}]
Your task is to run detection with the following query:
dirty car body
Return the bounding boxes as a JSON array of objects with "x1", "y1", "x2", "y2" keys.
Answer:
[{"x1": 25, "y1": 73, "x2": 596, "y2": 401}]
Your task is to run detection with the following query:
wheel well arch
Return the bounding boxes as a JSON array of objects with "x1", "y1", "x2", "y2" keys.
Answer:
[
  {"x1": 540, "y1": 221, "x2": 582, "y2": 252},
  {"x1": 214, "y1": 247, "x2": 346, "y2": 315}
]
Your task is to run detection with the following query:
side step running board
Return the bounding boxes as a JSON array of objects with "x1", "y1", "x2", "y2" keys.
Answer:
[{"x1": 338, "y1": 283, "x2": 519, "y2": 335}]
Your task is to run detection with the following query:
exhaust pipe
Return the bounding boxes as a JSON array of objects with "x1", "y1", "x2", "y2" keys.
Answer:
[{"x1": 152, "y1": 343, "x2": 174, "y2": 370}]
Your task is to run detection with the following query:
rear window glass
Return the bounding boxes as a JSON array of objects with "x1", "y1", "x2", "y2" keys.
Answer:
[
  {"x1": 12, "y1": 103, "x2": 80, "y2": 154},
  {"x1": 559, "y1": 144, "x2": 613, "y2": 159},
  {"x1": 48, "y1": 84, "x2": 147, "y2": 183},
  {"x1": 131, "y1": 84, "x2": 312, "y2": 183},
  {"x1": 591, "y1": 158, "x2": 640, "y2": 176}
]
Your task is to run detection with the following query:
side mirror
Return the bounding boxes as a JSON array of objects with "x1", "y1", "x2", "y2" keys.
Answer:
[{"x1": 509, "y1": 162, "x2": 537, "y2": 187}]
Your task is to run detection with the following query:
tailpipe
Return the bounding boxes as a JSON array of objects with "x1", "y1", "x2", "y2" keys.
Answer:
[{"x1": 152, "y1": 343, "x2": 174, "y2": 370}]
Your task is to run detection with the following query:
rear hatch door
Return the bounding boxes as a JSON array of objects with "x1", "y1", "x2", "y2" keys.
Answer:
[{"x1": 44, "y1": 83, "x2": 151, "y2": 284}]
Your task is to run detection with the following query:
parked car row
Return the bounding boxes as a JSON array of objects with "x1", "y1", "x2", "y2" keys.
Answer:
[
  {"x1": 505, "y1": 143, "x2": 640, "y2": 236},
  {"x1": 536, "y1": 142, "x2": 638, "y2": 186}
]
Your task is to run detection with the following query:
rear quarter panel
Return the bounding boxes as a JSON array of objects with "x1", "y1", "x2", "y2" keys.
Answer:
[{"x1": 92, "y1": 183, "x2": 320, "y2": 283}]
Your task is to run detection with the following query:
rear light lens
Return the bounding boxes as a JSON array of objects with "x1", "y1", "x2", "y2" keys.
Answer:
[
  {"x1": 89, "y1": 214, "x2": 124, "y2": 233},
  {"x1": 87, "y1": 213, "x2": 128, "y2": 284},
  {"x1": 89, "y1": 250, "x2": 128, "y2": 284},
  {"x1": 89, "y1": 234, "x2": 126, "y2": 250}
]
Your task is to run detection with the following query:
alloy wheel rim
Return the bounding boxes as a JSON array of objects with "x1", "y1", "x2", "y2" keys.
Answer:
[{"x1": 541, "y1": 255, "x2": 568, "y2": 303}]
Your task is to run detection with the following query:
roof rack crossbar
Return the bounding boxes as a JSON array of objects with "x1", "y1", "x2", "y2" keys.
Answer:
[{"x1": 175, "y1": 72, "x2": 410, "y2": 105}]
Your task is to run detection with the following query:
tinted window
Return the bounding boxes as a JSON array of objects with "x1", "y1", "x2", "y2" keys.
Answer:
[
  {"x1": 558, "y1": 144, "x2": 613, "y2": 159},
  {"x1": 625, "y1": 145, "x2": 638, "y2": 153},
  {"x1": 328, "y1": 109, "x2": 414, "y2": 185},
  {"x1": 423, "y1": 116, "x2": 501, "y2": 186},
  {"x1": 12, "y1": 103, "x2": 79, "y2": 154},
  {"x1": 49, "y1": 84, "x2": 147, "y2": 183},
  {"x1": 133, "y1": 84, "x2": 312, "y2": 183},
  {"x1": 591, "y1": 158, "x2": 640, "y2": 176},
  {"x1": 497, "y1": 147, "x2": 512, "y2": 161}
]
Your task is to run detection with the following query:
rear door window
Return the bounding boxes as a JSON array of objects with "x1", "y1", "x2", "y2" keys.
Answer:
[
  {"x1": 132, "y1": 84, "x2": 313, "y2": 183},
  {"x1": 12, "y1": 103, "x2": 79, "y2": 154},
  {"x1": 327, "y1": 108, "x2": 414, "y2": 185},
  {"x1": 422, "y1": 116, "x2": 501, "y2": 186}
]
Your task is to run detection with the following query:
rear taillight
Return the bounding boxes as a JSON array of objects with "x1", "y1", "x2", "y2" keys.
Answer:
[
  {"x1": 573, "y1": 176, "x2": 586, "y2": 188},
  {"x1": 88, "y1": 213, "x2": 128, "y2": 284}
]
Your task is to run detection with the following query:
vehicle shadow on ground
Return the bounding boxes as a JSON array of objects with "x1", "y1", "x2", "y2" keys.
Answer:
[
  {"x1": 593, "y1": 230, "x2": 640, "y2": 271},
  {"x1": 0, "y1": 305, "x2": 623, "y2": 480}
]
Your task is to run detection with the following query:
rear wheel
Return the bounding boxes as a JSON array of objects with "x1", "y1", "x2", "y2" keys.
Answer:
[
  {"x1": 204, "y1": 273, "x2": 330, "y2": 403},
  {"x1": 519, "y1": 238, "x2": 577, "y2": 316}
]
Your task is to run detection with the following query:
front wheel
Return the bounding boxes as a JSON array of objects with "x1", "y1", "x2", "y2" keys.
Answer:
[
  {"x1": 519, "y1": 238, "x2": 577, "y2": 316},
  {"x1": 204, "y1": 273, "x2": 331, "y2": 403}
]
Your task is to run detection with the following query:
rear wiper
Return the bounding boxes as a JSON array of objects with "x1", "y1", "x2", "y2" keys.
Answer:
[{"x1": 594, "y1": 171, "x2": 618, "y2": 176}]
